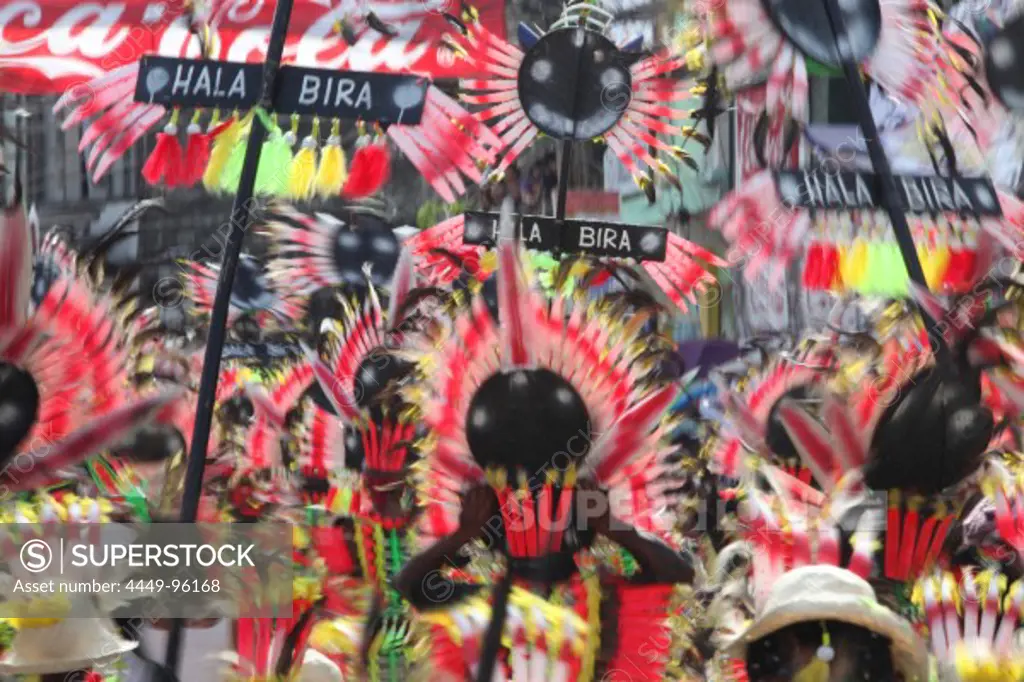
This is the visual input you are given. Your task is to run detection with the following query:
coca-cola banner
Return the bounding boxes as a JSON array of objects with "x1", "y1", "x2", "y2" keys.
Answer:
[{"x1": 0, "y1": 0, "x2": 507, "y2": 95}]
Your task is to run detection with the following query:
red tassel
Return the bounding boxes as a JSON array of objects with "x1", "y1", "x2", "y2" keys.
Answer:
[
  {"x1": 142, "y1": 123, "x2": 184, "y2": 187},
  {"x1": 182, "y1": 123, "x2": 207, "y2": 186},
  {"x1": 342, "y1": 142, "x2": 391, "y2": 197},
  {"x1": 182, "y1": 119, "x2": 230, "y2": 186}
]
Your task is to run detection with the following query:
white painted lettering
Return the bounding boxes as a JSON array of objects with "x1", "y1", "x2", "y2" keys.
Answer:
[
  {"x1": 227, "y1": 70, "x2": 246, "y2": 98},
  {"x1": 579, "y1": 226, "x2": 595, "y2": 248},
  {"x1": 334, "y1": 78, "x2": 355, "y2": 107},
  {"x1": 193, "y1": 65, "x2": 212, "y2": 96},
  {"x1": 299, "y1": 74, "x2": 320, "y2": 105},
  {"x1": 171, "y1": 64, "x2": 193, "y2": 95}
]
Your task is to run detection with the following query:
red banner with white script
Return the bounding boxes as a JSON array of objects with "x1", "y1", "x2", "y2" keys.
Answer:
[{"x1": 0, "y1": 0, "x2": 507, "y2": 95}]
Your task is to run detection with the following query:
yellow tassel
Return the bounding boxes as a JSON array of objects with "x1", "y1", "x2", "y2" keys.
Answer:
[
  {"x1": 314, "y1": 120, "x2": 347, "y2": 197},
  {"x1": 794, "y1": 628, "x2": 833, "y2": 682},
  {"x1": 288, "y1": 139, "x2": 318, "y2": 200},
  {"x1": 202, "y1": 111, "x2": 244, "y2": 191}
]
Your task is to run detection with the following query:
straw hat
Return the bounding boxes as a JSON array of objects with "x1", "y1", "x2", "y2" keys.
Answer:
[
  {"x1": 0, "y1": 617, "x2": 137, "y2": 674},
  {"x1": 296, "y1": 649, "x2": 343, "y2": 682},
  {"x1": 725, "y1": 565, "x2": 929, "y2": 682}
]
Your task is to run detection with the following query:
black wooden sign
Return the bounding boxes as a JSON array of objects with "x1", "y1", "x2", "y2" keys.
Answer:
[
  {"x1": 775, "y1": 170, "x2": 1003, "y2": 217},
  {"x1": 274, "y1": 65, "x2": 427, "y2": 123},
  {"x1": 135, "y1": 56, "x2": 428, "y2": 124},
  {"x1": 463, "y1": 211, "x2": 559, "y2": 251},
  {"x1": 221, "y1": 342, "x2": 301, "y2": 361},
  {"x1": 136, "y1": 56, "x2": 260, "y2": 108},
  {"x1": 462, "y1": 212, "x2": 668, "y2": 261}
]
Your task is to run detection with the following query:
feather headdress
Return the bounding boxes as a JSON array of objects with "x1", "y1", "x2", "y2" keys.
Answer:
[
  {"x1": 913, "y1": 570, "x2": 1024, "y2": 682},
  {"x1": 410, "y1": 213, "x2": 684, "y2": 553},
  {"x1": 694, "y1": 0, "x2": 954, "y2": 165},
  {"x1": 0, "y1": 198, "x2": 180, "y2": 491}
]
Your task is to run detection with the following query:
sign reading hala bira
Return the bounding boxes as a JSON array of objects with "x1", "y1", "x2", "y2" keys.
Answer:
[
  {"x1": 462, "y1": 212, "x2": 668, "y2": 261},
  {"x1": 775, "y1": 170, "x2": 1002, "y2": 217},
  {"x1": 135, "y1": 56, "x2": 428, "y2": 124}
]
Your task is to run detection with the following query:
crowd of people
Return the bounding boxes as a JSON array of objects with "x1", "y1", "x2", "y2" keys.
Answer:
[{"x1": 479, "y1": 152, "x2": 560, "y2": 215}]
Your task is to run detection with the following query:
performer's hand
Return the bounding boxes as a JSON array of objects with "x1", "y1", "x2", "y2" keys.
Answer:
[
  {"x1": 576, "y1": 478, "x2": 611, "y2": 535},
  {"x1": 457, "y1": 484, "x2": 499, "y2": 540}
]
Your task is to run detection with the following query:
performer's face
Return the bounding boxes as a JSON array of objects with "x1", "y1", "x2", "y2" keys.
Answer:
[{"x1": 748, "y1": 623, "x2": 901, "y2": 682}]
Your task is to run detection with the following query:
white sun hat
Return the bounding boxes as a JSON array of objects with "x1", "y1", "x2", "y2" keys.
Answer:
[
  {"x1": 295, "y1": 649, "x2": 343, "y2": 682},
  {"x1": 0, "y1": 616, "x2": 138, "y2": 674},
  {"x1": 725, "y1": 565, "x2": 929, "y2": 682}
]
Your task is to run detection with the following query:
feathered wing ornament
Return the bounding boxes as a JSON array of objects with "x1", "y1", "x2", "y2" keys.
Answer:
[
  {"x1": 449, "y1": 7, "x2": 706, "y2": 192},
  {"x1": 709, "y1": 344, "x2": 836, "y2": 496},
  {"x1": 55, "y1": 71, "x2": 503, "y2": 203},
  {"x1": 937, "y1": 12, "x2": 1024, "y2": 188}
]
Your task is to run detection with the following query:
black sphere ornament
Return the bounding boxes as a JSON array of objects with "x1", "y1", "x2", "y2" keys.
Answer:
[
  {"x1": 984, "y1": 15, "x2": 1024, "y2": 114},
  {"x1": 352, "y1": 347, "x2": 411, "y2": 409},
  {"x1": 865, "y1": 368, "x2": 991, "y2": 495},
  {"x1": 760, "y1": 0, "x2": 882, "y2": 69},
  {"x1": 0, "y1": 362, "x2": 39, "y2": 467},
  {"x1": 465, "y1": 368, "x2": 591, "y2": 474},
  {"x1": 518, "y1": 28, "x2": 632, "y2": 140},
  {"x1": 330, "y1": 209, "x2": 400, "y2": 288}
]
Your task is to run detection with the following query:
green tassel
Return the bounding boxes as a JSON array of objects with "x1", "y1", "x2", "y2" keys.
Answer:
[
  {"x1": 218, "y1": 128, "x2": 249, "y2": 193},
  {"x1": 255, "y1": 133, "x2": 293, "y2": 197}
]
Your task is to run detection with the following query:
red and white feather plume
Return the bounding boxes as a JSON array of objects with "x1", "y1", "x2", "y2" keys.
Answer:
[
  {"x1": 1, "y1": 203, "x2": 181, "y2": 491},
  {"x1": 698, "y1": 0, "x2": 949, "y2": 154}
]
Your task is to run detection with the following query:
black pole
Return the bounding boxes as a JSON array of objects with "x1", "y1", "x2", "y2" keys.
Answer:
[
  {"x1": 820, "y1": 0, "x2": 945, "y2": 357},
  {"x1": 161, "y1": 0, "x2": 295, "y2": 676},
  {"x1": 555, "y1": 140, "x2": 572, "y2": 221}
]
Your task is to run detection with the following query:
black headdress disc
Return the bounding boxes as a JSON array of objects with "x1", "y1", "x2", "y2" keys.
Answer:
[
  {"x1": 866, "y1": 368, "x2": 991, "y2": 494},
  {"x1": 518, "y1": 27, "x2": 632, "y2": 140},
  {"x1": 351, "y1": 348, "x2": 412, "y2": 409},
  {"x1": 0, "y1": 362, "x2": 39, "y2": 467},
  {"x1": 985, "y1": 16, "x2": 1024, "y2": 113},
  {"x1": 329, "y1": 209, "x2": 399, "y2": 288},
  {"x1": 760, "y1": 0, "x2": 882, "y2": 68},
  {"x1": 465, "y1": 368, "x2": 591, "y2": 475}
]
